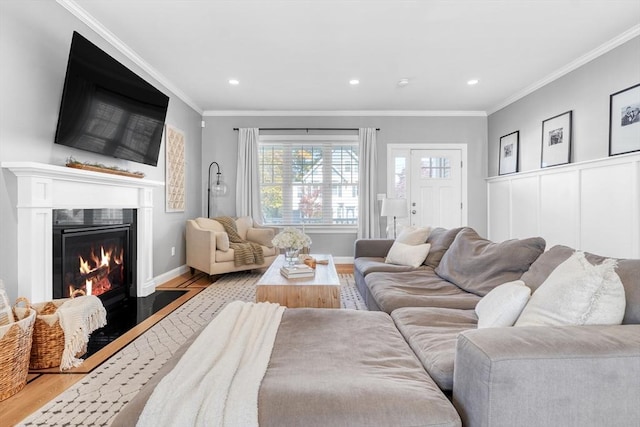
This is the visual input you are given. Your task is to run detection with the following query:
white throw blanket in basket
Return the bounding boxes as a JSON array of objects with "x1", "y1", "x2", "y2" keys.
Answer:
[
  {"x1": 57, "y1": 295, "x2": 107, "y2": 370},
  {"x1": 137, "y1": 301, "x2": 285, "y2": 427}
]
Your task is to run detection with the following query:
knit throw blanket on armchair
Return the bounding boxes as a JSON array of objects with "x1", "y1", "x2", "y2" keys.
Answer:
[{"x1": 214, "y1": 216, "x2": 265, "y2": 266}]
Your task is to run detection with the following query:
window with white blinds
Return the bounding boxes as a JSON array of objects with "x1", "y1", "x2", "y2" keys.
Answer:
[{"x1": 258, "y1": 135, "x2": 359, "y2": 227}]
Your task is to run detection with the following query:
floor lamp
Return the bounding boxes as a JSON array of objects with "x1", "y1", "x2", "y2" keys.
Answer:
[
  {"x1": 207, "y1": 161, "x2": 228, "y2": 218},
  {"x1": 381, "y1": 198, "x2": 408, "y2": 238}
]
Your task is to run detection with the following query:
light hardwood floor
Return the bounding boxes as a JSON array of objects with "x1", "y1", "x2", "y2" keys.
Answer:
[{"x1": 0, "y1": 264, "x2": 353, "y2": 426}]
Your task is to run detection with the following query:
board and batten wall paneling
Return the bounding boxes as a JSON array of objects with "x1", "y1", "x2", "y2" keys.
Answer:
[
  {"x1": 488, "y1": 180, "x2": 511, "y2": 243},
  {"x1": 540, "y1": 170, "x2": 580, "y2": 250},
  {"x1": 510, "y1": 176, "x2": 539, "y2": 240},
  {"x1": 580, "y1": 163, "x2": 636, "y2": 257},
  {"x1": 487, "y1": 153, "x2": 640, "y2": 259}
]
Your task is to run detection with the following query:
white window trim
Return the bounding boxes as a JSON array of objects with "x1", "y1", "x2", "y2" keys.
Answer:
[{"x1": 258, "y1": 134, "x2": 360, "y2": 231}]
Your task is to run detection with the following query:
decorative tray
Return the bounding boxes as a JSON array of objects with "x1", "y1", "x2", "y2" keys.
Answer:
[{"x1": 66, "y1": 163, "x2": 145, "y2": 178}]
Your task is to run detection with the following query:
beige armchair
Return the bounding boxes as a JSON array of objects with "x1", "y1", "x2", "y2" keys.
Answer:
[{"x1": 186, "y1": 216, "x2": 278, "y2": 276}]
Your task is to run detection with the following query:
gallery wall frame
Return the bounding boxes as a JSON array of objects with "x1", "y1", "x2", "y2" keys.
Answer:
[
  {"x1": 499, "y1": 131, "x2": 519, "y2": 175},
  {"x1": 541, "y1": 110, "x2": 572, "y2": 168},
  {"x1": 609, "y1": 83, "x2": 640, "y2": 156}
]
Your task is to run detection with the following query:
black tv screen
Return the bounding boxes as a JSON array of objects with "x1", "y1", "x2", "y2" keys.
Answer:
[{"x1": 55, "y1": 32, "x2": 169, "y2": 167}]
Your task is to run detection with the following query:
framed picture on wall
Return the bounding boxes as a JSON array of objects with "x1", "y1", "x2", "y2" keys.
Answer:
[
  {"x1": 609, "y1": 83, "x2": 640, "y2": 156},
  {"x1": 541, "y1": 110, "x2": 572, "y2": 168},
  {"x1": 499, "y1": 131, "x2": 519, "y2": 175}
]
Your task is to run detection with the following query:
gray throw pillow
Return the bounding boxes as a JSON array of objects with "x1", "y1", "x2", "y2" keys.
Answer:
[
  {"x1": 423, "y1": 227, "x2": 466, "y2": 268},
  {"x1": 519, "y1": 245, "x2": 575, "y2": 291},
  {"x1": 435, "y1": 228, "x2": 546, "y2": 296}
]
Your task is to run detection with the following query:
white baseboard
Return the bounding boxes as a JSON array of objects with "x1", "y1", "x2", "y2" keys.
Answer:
[
  {"x1": 333, "y1": 256, "x2": 354, "y2": 264},
  {"x1": 153, "y1": 264, "x2": 190, "y2": 287},
  {"x1": 140, "y1": 280, "x2": 157, "y2": 297}
]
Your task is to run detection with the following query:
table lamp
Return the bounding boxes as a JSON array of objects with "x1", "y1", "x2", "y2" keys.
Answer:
[{"x1": 381, "y1": 198, "x2": 408, "y2": 238}]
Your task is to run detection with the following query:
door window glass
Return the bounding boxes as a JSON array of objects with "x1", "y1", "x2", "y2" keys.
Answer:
[
  {"x1": 394, "y1": 157, "x2": 407, "y2": 199},
  {"x1": 420, "y1": 157, "x2": 451, "y2": 179}
]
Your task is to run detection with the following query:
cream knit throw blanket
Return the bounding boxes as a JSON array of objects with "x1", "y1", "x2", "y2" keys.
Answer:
[
  {"x1": 137, "y1": 301, "x2": 285, "y2": 427},
  {"x1": 214, "y1": 216, "x2": 265, "y2": 266},
  {"x1": 57, "y1": 295, "x2": 107, "y2": 370}
]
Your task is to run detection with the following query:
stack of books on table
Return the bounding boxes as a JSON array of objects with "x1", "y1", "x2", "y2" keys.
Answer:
[{"x1": 280, "y1": 264, "x2": 315, "y2": 279}]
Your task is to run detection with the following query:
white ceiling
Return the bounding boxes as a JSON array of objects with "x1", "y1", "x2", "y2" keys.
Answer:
[{"x1": 65, "y1": 0, "x2": 640, "y2": 115}]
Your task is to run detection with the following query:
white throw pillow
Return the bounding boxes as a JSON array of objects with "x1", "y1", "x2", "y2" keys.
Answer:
[
  {"x1": 515, "y1": 251, "x2": 626, "y2": 327},
  {"x1": 475, "y1": 280, "x2": 531, "y2": 328},
  {"x1": 396, "y1": 226, "x2": 432, "y2": 245},
  {"x1": 385, "y1": 242, "x2": 431, "y2": 268}
]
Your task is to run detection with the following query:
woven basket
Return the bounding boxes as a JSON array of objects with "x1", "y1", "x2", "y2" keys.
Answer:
[
  {"x1": 0, "y1": 303, "x2": 36, "y2": 401},
  {"x1": 26, "y1": 297, "x2": 87, "y2": 370},
  {"x1": 27, "y1": 298, "x2": 68, "y2": 369}
]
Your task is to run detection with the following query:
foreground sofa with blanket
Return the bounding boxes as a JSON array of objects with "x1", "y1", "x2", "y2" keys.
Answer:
[
  {"x1": 111, "y1": 307, "x2": 463, "y2": 426},
  {"x1": 354, "y1": 228, "x2": 640, "y2": 426}
]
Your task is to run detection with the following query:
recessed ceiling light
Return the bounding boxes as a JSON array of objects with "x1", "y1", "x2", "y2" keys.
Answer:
[
  {"x1": 229, "y1": 79, "x2": 240, "y2": 85},
  {"x1": 349, "y1": 79, "x2": 360, "y2": 85},
  {"x1": 397, "y1": 78, "x2": 410, "y2": 87},
  {"x1": 467, "y1": 79, "x2": 479, "y2": 85}
]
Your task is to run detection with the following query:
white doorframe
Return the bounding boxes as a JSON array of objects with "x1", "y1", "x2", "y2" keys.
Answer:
[{"x1": 386, "y1": 143, "x2": 468, "y2": 226}]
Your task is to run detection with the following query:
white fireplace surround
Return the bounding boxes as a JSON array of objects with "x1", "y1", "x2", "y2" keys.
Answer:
[{"x1": 2, "y1": 162, "x2": 164, "y2": 302}]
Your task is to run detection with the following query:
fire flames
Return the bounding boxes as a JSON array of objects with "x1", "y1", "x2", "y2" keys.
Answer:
[{"x1": 69, "y1": 245, "x2": 124, "y2": 297}]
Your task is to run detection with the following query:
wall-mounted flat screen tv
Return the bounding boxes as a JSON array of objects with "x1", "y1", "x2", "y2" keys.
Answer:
[{"x1": 55, "y1": 31, "x2": 169, "y2": 167}]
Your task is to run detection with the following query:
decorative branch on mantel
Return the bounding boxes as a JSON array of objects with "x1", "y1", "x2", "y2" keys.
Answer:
[{"x1": 65, "y1": 157, "x2": 145, "y2": 178}]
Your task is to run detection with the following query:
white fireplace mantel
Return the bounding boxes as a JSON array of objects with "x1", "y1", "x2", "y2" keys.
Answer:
[{"x1": 2, "y1": 162, "x2": 164, "y2": 302}]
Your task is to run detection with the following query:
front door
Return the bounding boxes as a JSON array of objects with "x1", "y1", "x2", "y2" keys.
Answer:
[{"x1": 409, "y1": 149, "x2": 463, "y2": 229}]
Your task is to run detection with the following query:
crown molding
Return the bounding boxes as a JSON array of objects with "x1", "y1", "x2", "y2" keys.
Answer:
[
  {"x1": 56, "y1": 1, "x2": 637, "y2": 119},
  {"x1": 56, "y1": 0, "x2": 204, "y2": 115},
  {"x1": 488, "y1": 24, "x2": 640, "y2": 115},
  {"x1": 203, "y1": 110, "x2": 487, "y2": 117}
]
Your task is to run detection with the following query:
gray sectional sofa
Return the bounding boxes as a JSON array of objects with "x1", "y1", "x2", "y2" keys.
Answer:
[{"x1": 354, "y1": 227, "x2": 640, "y2": 426}]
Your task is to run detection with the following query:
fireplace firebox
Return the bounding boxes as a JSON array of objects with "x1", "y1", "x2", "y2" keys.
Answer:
[{"x1": 53, "y1": 209, "x2": 137, "y2": 309}]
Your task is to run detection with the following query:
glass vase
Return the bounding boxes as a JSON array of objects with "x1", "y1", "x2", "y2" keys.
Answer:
[{"x1": 284, "y1": 248, "x2": 300, "y2": 266}]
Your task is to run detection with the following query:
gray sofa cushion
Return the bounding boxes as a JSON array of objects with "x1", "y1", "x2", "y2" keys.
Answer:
[
  {"x1": 424, "y1": 227, "x2": 466, "y2": 268},
  {"x1": 435, "y1": 228, "x2": 546, "y2": 297},
  {"x1": 354, "y1": 238, "x2": 395, "y2": 259},
  {"x1": 521, "y1": 245, "x2": 640, "y2": 324},
  {"x1": 354, "y1": 257, "x2": 419, "y2": 277},
  {"x1": 260, "y1": 309, "x2": 462, "y2": 427},
  {"x1": 392, "y1": 307, "x2": 477, "y2": 391},
  {"x1": 366, "y1": 269, "x2": 481, "y2": 314}
]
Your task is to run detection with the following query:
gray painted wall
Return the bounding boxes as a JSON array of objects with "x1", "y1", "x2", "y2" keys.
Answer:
[
  {"x1": 0, "y1": 1, "x2": 202, "y2": 300},
  {"x1": 203, "y1": 115, "x2": 488, "y2": 256},
  {"x1": 488, "y1": 37, "x2": 640, "y2": 176}
]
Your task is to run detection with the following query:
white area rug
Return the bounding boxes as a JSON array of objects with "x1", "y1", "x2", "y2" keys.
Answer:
[{"x1": 18, "y1": 272, "x2": 366, "y2": 426}]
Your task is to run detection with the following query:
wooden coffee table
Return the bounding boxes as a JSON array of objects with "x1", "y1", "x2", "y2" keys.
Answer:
[{"x1": 255, "y1": 254, "x2": 341, "y2": 308}]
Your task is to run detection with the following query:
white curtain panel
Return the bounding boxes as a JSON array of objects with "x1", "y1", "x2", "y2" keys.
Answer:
[
  {"x1": 358, "y1": 128, "x2": 379, "y2": 239},
  {"x1": 236, "y1": 128, "x2": 264, "y2": 224}
]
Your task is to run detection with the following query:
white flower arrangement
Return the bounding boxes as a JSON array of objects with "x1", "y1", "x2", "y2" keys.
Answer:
[{"x1": 271, "y1": 227, "x2": 312, "y2": 250}]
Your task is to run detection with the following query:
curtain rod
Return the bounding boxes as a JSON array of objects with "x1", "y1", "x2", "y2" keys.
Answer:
[{"x1": 232, "y1": 127, "x2": 380, "y2": 131}]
